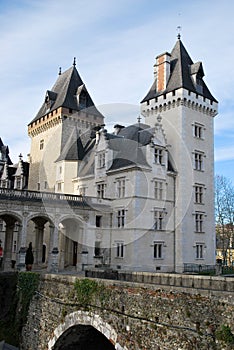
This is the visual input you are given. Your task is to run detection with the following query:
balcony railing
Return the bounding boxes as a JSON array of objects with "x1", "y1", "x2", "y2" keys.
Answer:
[{"x1": 0, "y1": 187, "x2": 88, "y2": 207}]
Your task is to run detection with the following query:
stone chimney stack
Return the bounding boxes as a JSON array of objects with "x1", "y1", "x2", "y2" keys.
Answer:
[{"x1": 154, "y1": 52, "x2": 171, "y2": 92}]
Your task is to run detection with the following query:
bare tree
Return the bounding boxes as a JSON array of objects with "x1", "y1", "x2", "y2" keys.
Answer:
[{"x1": 215, "y1": 175, "x2": 234, "y2": 265}]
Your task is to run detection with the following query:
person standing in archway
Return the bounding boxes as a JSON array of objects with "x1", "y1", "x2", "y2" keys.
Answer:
[{"x1": 25, "y1": 242, "x2": 34, "y2": 271}]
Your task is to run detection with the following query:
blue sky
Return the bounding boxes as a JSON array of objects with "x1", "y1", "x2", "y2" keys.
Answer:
[{"x1": 0, "y1": 0, "x2": 234, "y2": 182}]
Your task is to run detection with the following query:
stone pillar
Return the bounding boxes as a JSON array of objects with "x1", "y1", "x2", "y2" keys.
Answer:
[
  {"x1": 59, "y1": 230, "x2": 65, "y2": 271},
  {"x1": 4, "y1": 224, "x2": 14, "y2": 270},
  {"x1": 48, "y1": 225, "x2": 59, "y2": 273},
  {"x1": 34, "y1": 224, "x2": 44, "y2": 266},
  {"x1": 16, "y1": 213, "x2": 28, "y2": 271}
]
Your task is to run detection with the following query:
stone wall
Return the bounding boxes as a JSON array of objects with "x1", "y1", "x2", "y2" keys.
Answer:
[{"x1": 20, "y1": 273, "x2": 234, "y2": 350}]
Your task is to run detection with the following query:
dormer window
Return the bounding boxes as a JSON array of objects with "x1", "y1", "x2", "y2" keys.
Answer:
[
  {"x1": 98, "y1": 152, "x2": 105, "y2": 168},
  {"x1": 154, "y1": 148, "x2": 163, "y2": 164},
  {"x1": 79, "y1": 91, "x2": 87, "y2": 109}
]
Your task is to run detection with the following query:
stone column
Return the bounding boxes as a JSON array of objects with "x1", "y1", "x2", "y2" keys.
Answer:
[
  {"x1": 17, "y1": 213, "x2": 28, "y2": 271},
  {"x1": 34, "y1": 224, "x2": 44, "y2": 266},
  {"x1": 48, "y1": 225, "x2": 59, "y2": 273},
  {"x1": 59, "y1": 230, "x2": 65, "y2": 271},
  {"x1": 4, "y1": 224, "x2": 14, "y2": 270}
]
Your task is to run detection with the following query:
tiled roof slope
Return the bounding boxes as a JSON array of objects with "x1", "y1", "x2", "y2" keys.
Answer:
[
  {"x1": 29, "y1": 65, "x2": 102, "y2": 124},
  {"x1": 141, "y1": 38, "x2": 218, "y2": 103}
]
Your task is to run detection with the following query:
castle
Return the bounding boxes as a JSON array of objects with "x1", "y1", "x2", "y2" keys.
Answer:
[{"x1": 0, "y1": 36, "x2": 218, "y2": 273}]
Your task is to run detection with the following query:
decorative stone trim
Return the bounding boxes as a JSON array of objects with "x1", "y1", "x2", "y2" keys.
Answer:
[
  {"x1": 142, "y1": 97, "x2": 218, "y2": 118},
  {"x1": 48, "y1": 311, "x2": 126, "y2": 350}
]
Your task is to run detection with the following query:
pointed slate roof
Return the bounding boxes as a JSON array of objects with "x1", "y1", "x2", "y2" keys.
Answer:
[
  {"x1": 141, "y1": 38, "x2": 218, "y2": 103},
  {"x1": 0, "y1": 138, "x2": 12, "y2": 166},
  {"x1": 29, "y1": 65, "x2": 102, "y2": 124}
]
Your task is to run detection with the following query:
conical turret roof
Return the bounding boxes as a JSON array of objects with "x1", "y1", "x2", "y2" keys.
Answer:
[
  {"x1": 141, "y1": 37, "x2": 217, "y2": 103},
  {"x1": 29, "y1": 64, "x2": 102, "y2": 124}
]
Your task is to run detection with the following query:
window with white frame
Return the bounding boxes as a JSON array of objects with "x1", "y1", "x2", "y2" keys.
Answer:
[
  {"x1": 154, "y1": 180, "x2": 163, "y2": 200},
  {"x1": 195, "y1": 184, "x2": 204, "y2": 204},
  {"x1": 194, "y1": 151, "x2": 204, "y2": 171},
  {"x1": 196, "y1": 243, "x2": 204, "y2": 259},
  {"x1": 115, "y1": 241, "x2": 124, "y2": 258},
  {"x1": 97, "y1": 183, "x2": 105, "y2": 199},
  {"x1": 116, "y1": 178, "x2": 126, "y2": 198},
  {"x1": 117, "y1": 209, "x2": 125, "y2": 228},
  {"x1": 154, "y1": 210, "x2": 164, "y2": 230},
  {"x1": 153, "y1": 241, "x2": 163, "y2": 259},
  {"x1": 98, "y1": 152, "x2": 106, "y2": 168},
  {"x1": 195, "y1": 212, "x2": 204, "y2": 232},
  {"x1": 193, "y1": 123, "x2": 203, "y2": 139},
  {"x1": 154, "y1": 148, "x2": 163, "y2": 164}
]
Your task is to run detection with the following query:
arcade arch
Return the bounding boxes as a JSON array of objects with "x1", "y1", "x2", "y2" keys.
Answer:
[{"x1": 0, "y1": 211, "x2": 23, "y2": 270}]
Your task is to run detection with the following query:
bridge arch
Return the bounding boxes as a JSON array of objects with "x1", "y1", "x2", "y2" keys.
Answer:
[{"x1": 48, "y1": 311, "x2": 126, "y2": 350}]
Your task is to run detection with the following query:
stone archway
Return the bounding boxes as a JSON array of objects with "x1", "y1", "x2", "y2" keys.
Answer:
[
  {"x1": 51, "y1": 324, "x2": 115, "y2": 350},
  {"x1": 48, "y1": 311, "x2": 126, "y2": 350},
  {"x1": 0, "y1": 211, "x2": 22, "y2": 270},
  {"x1": 58, "y1": 215, "x2": 85, "y2": 271}
]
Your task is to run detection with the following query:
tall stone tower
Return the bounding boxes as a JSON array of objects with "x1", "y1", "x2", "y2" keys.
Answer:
[
  {"x1": 141, "y1": 36, "x2": 218, "y2": 271},
  {"x1": 27, "y1": 60, "x2": 104, "y2": 192}
]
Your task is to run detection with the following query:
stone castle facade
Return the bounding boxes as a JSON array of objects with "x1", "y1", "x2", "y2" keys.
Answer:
[{"x1": 0, "y1": 37, "x2": 218, "y2": 273}]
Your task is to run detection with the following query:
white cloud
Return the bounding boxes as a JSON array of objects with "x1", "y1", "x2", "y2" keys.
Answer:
[{"x1": 0, "y1": 0, "x2": 234, "y2": 176}]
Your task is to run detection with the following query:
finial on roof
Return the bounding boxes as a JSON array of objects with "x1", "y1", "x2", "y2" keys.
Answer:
[
  {"x1": 177, "y1": 26, "x2": 182, "y2": 40},
  {"x1": 58, "y1": 67, "x2": 62, "y2": 75},
  {"x1": 73, "y1": 57, "x2": 76, "y2": 67},
  {"x1": 19, "y1": 153, "x2": 23, "y2": 160},
  {"x1": 137, "y1": 115, "x2": 142, "y2": 124}
]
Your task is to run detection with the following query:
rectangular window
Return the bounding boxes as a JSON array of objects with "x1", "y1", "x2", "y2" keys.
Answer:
[
  {"x1": 153, "y1": 242, "x2": 163, "y2": 259},
  {"x1": 98, "y1": 152, "x2": 105, "y2": 168},
  {"x1": 79, "y1": 187, "x2": 86, "y2": 196},
  {"x1": 116, "y1": 178, "x2": 126, "y2": 198},
  {"x1": 94, "y1": 241, "x2": 101, "y2": 257},
  {"x1": 194, "y1": 152, "x2": 203, "y2": 171},
  {"x1": 97, "y1": 183, "x2": 105, "y2": 199},
  {"x1": 194, "y1": 123, "x2": 203, "y2": 139},
  {"x1": 195, "y1": 213, "x2": 204, "y2": 232},
  {"x1": 196, "y1": 244, "x2": 204, "y2": 259},
  {"x1": 154, "y1": 181, "x2": 163, "y2": 200},
  {"x1": 116, "y1": 242, "x2": 124, "y2": 258},
  {"x1": 117, "y1": 209, "x2": 125, "y2": 228},
  {"x1": 154, "y1": 148, "x2": 163, "y2": 164},
  {"x1": 57, "y1": 182, "x2": 62, "y2": 192},
  {"x1": 37, "y1": 183, "x2": 40, "y2": 191},
  {"x1": 96, "y1": 215, "x2": 102, "y2": 228},
  {"x1": 154, "y1": 210, "x2": 164, "y2": 230},
  {"x1": 40, "y1": 139, "x2": 44, "y2": 150},
  {"x1": 195, "y1": 185, "x2": 203, "y2": 204},
  {"x1": 44, "y1": 181, "x2": 48, "y2": 190},
  {"x1": 16, "y1": 177, "x2": 21, "y2": 189}
]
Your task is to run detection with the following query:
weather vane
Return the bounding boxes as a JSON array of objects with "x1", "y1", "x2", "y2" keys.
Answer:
[{"x1": 177, "y1": 25, "x2": 182, "y2": 40}]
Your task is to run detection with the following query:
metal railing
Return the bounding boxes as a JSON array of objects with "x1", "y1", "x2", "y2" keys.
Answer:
[{"x1": 183, "y1": 263, "x2": 216, "y2": 275}]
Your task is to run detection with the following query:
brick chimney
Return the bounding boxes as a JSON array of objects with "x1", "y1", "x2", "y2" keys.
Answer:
[{"x1": 154, "y1": 52, "x2": 171, "y2": 92}]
